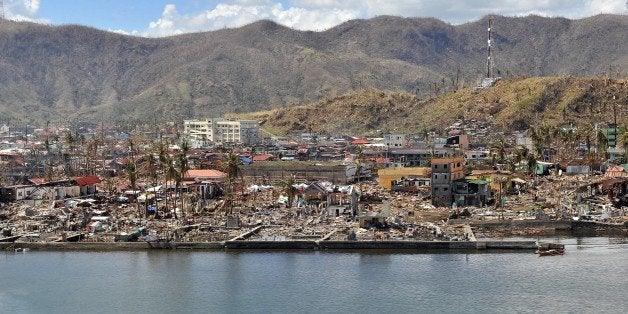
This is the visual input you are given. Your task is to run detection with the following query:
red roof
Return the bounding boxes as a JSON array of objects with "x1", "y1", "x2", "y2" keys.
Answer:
[
  {"x1": 253, "y1": 154, "x2": 275, "y2": 162},
  {"x1": 605, "y1": 165, "x2": 627, "y2": 178},
  {"x1": 184, "y1": 169, "x2": 227, "y2": 180},
  {"x1": 74, "y1": 176, "x2": 101, "y2": 186},
  {"x1": 350, "y1": 138, "x2": 370, "y2": 145},
  {"x1": 29, "y1": 178, "x2": 45, "y2": 185}
]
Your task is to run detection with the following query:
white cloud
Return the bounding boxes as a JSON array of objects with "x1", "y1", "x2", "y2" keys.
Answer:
[
  {"x1": 4, "y1": 0, "x2": 49, "y2": 23},
  {"x1": 7, "y1": 0, "x2": 622, "y2": 37},
  {"x1": 142, "y1": 2, "x2": 359, "y2": 36},
  {"x1": 140, "y1": 0, "x2": 626, "y2": 37},
  {"x1": 24, "y1": 0, "x2": 39, "y2": 13}
]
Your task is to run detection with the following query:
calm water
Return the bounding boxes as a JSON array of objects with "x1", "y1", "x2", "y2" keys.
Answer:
[{"x1": 1, "y1": 237, "x2": 626, "y2": 313}]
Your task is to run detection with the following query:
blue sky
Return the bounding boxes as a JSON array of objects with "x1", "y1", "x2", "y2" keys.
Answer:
[{"x1": 4, "y1": 0, "x2": 626, "y2": 37}]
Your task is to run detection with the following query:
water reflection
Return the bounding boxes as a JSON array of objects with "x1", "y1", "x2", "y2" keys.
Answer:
[{"x1": 1, "y1": 238, "x2": 626, "y2": 313}]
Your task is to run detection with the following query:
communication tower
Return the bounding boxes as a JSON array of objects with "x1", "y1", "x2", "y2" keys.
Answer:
[
  {"x1": 0, "y1": 0, "x2": 4, "y2": 20},
  {"x1": 486, "y1": 16, "x2": 494, "y2": 78},
  {"x1": 477, "y1": 15, "x2": 500, "y2": 89}
]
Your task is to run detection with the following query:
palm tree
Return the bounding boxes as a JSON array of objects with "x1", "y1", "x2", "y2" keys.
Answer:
[
  {"x1": 281, "y1": 176, "x2": 297, "y2": 208},
  {"x1": 64, "y1": 131, "x2": 76, "y2": 152},
  {"x1": 156, "y1": 141, "x2": 170, "y2": 215},
  {"x1": 617, "y1": 126, "x2": 628, "y2": 161},
  {"x1": 513, "y1": 145, "x2": 529, "y2": 165},
  {"x1": 144, "y1": 153, "x2": 158, "y2": 187},
  {"x1": 164, "y1": 156, "x2": 179, "y2": 219},
  {"x1": 596, "y1": 130, "x2": 609, "y2": 159},
  {"x1": 527, "y1": 154, "x2": 537, "y2": 175},
  {"x1": 354, "y1": 146, "x2": 364, "y2": 183},
  {"x1": 176, "y1": 141, "x2": 190, "y2": 217},
  {"x1": 491, "y1": 139, "x2": 506, "y2": 168},
  {"x1": 126, "y1": 161, "x2": 140, "y2": 217},
  {"x1": 221, "y1": 151, "x2": 243, "y2": 216}
]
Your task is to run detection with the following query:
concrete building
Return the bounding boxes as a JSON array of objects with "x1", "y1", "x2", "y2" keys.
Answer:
[
  {"x1": 384, "y1": 134, "x2": 408, "y2": 149},
  {"x1": 446, "y1": 134, "x2": 469, "y2": 150},
  {"x1": 453, "y1": 179, "x2": 491, "y2": 207},
  {"x1": 364, "y1": 148, "x2": 450, "y2": 167},
  {"x1": 515, "y1": 133, "x2": 534, "y2": 152},
  {"x1": 183, "y1": 118, "x2": 260, "y2": 147},
  {"x1": 431, "y1": 157, "x2": 465, "y2": 207},
  {"x1": 240, "y1": 161, "x2": 366, "y2": 184},
  {"x1": 377, "y1": 167, "x2": 430, "y2": 189}
]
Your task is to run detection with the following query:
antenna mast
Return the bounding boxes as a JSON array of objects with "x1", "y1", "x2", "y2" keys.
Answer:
[
  {"x1": 0, "y1": 0, "x2": 5, "y2": 20},
  {"x1": 486, "y1": 16, "x2": 493, "y2": 78}
]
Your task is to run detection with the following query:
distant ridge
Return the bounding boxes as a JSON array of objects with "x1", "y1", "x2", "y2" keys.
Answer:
[{"x1": 0, "y1": 14, "x2": 625, "y2": 124}]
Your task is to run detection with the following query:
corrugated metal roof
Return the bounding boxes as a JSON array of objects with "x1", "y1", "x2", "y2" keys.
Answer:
[{"x1": 74, "y1": 176, "x2": 101, "y2": 186}]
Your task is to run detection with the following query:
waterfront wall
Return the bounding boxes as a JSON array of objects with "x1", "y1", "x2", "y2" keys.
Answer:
[
  {"x1": 3, "y1": 240, "x2": 539, "y2": 252},
  {"x1": 0, "y1": 241, "x2": 223, "y2": 251},
  {"x1": 448, "y1": 219, "x2": 627, "y2": 235}
]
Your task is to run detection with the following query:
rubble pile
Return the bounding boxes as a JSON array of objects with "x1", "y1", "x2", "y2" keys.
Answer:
[{"x1": 1, "y1": 170, "x2": 626, "y2": 246}]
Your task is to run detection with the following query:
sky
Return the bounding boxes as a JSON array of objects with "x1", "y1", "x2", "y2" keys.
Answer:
[{"x1": 2, "y1": 0, "x2": 627, "y2": 37}]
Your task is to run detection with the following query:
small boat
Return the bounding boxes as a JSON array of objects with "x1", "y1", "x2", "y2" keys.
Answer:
[
  {"x1": 14, "y1": 247, "x2": 29, "y2": 253},
  {"x1": 537, "y1": 248, "x2": 564, "y2": 256}
]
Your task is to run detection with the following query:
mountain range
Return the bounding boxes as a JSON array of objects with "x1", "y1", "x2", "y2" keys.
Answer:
[{"x1": 0, "y1": 14, "x2": 626, "y2": 125}]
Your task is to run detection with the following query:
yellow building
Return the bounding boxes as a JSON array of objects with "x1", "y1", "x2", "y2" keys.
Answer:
[
  {"x1": 377, "y1": 167, "x2": 430, "y2": 189},
  {"x1": 467, "y1": 170, "x2": 511, "y2": 192}
]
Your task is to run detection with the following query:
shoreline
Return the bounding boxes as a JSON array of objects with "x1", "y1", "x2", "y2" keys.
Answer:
[
  {"x1": 1, "y1": 239, "x2": 556, "y2": 252},
  {"x1": 2, "y1": 220, "x2": 624, "y2": 252}
]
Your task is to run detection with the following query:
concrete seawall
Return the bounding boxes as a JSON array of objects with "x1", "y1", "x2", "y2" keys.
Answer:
[
  {"x1": 448, "y1": 219, "x2": 627, "y2": 235},
  {"x1": 0, "y1": 241, "x2": 223, "y2": 251},
  {"x1": 2, "y1": 240, "x2": 540, "y2": 252}
]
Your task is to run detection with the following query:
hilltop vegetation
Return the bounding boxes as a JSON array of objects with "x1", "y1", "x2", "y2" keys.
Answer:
[
  {"x1": 0, "y1": 14, "x2": 626, "y2": 124},
  {"x1": 241, "y1": 76, "x2": 626, "y2": 136}
]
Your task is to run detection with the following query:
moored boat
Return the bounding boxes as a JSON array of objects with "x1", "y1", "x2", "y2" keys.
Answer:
[{"x1": 537, "y1": 248, "x2": 565, "y2": 256}]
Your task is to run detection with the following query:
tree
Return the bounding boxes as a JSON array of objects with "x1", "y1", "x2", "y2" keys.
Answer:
[
  {"x1": 513, "y1": 145, "x2": 529, "y2": 165},
  {"x1": 617, "y1": 126, "x2": 628, "y2": 161},
  {"x1": 281, "y1": 176, "x2": 297, "y2": 208},
  {"x1": 144, "y1": 153, "x2": 158, "y2": 186},
  {"x1": 156, "y1": 141, "x2": 171, "y2": 215},
  {"x1": 527, "y1": 154, "x2": 537, "y2": 175},
  {"x1": 126, "y1": 161, "x2": 140, "y2": 216},
  {"x1": 176, "y1": 141, "x2": 190, "y2": 217},
  {"x1": 164, "y1": 156, "x2": 179, "y2": 219},
  {"x1": 497, "y1": 139, "x2": 506, "y2": 163},
  {"x1": 221, "y1": 151, "x2": 243, "y2": 216},
  {"x1": 354, "y1": 146, "x2": 364, "y2": 183},
  {"x1": 64, "y1": 131, "x2": 76, "y2": 152}
]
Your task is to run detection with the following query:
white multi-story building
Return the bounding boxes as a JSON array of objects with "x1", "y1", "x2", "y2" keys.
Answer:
[{"x1": 183, "y1": 118, "x2": 260, "y2": 147}]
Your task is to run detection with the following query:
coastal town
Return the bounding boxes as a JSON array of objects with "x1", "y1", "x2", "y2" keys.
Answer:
[
  {"x1": 2, "y1": 2, "x2": 627, "y2": 313},
  {"x1": 0, "y1": 115, "x2": 625, "y2": 250}
]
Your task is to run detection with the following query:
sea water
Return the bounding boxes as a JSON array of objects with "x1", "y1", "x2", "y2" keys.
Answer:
[{"x1": 1, "y1": 237, "x2": 626, "y2": 313}]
